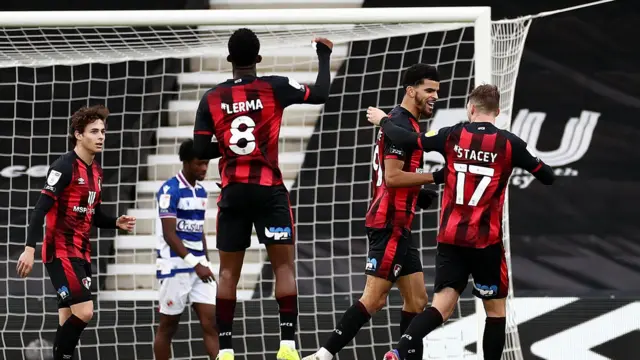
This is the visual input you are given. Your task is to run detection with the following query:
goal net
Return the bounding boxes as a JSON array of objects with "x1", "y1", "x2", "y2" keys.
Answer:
[{"x1": 0, "y1": 8, "x2": 532, "y2": 360}]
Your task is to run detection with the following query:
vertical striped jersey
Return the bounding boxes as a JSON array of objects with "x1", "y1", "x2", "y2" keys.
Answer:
[
  {"x1": 40, "y1": 151, "x2": 103, "y2": 262},
  {"x1": 365, "y1": 106, "x2": 424, "y2": 230},
  {"x1": 193, "y1": 75, "x2": 313, "y2": 188}
]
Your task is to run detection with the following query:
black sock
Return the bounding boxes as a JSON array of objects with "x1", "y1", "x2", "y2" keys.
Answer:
[
  {"x1": 323, "y1": 301, "x2": 372, "y2": 355},
  {"x1": 216, "y1": 298, "x2": 237, "y2": 350},
  {"x1": 400, "y1": 311, "x2": 423, "y2": 360},
  {"x1": 53, "y1": 324, "x2": 62, "y2": 354},
  {"x1": 54, "y1": 315, "x2": 87, "y2": 360},
  {"x1": 483, "y1": 317, "x2": 506, "y2": 360},
  {"x1": 276, "y1": 295, "x2": 298, "y2": 342},
  {"x1": 396, "y1": 307, "x2": 443, "y2": 359}
]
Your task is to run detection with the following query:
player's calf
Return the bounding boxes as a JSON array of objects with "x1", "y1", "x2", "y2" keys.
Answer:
[
  {"x1": 266, "y1": 244, "x2": 300, "y2": 358},
  {"x1": 54, "y1": 301, "x2": 93, "y2": 360},
  {"x1": 305, "y1": 276, "x2": 391, "y2": 360},
  {"x1": 397, "y1": 271, "x2": 429, "y2": 360},
  {"x1": 154, "y1": 314, "x2": 181, "y2": 360},
  {"x1": 482, "y1": 298, "x2": 506, "y2": 360}
]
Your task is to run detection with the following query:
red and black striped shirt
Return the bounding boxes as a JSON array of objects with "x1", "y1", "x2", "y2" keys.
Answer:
[
  {"x1": 193, "y1": 75, "x2": 313, "y2": 188},
  {"x1": 40, "y1": 151, "x2": 103, "y2": 262},
  {"x1": 414, "y1": 122, "x2": 548, "y2": 248},
  {"x1": 365, "y1": 106, "x2": 424, "y2": 230}
]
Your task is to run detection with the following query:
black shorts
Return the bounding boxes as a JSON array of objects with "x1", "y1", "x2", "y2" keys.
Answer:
[
  {"x1": 434, "y1": 242, "x2": 509, "y2": 299},
  {"x1": 365, "y1": 227, "x2": 423, "y2": 283},
  {"x1": 216, "y1": 183, "x2": 294, "y2": 252},
  {"x1": 45, "y1": 257, "x2": 92, "y2": 308}
]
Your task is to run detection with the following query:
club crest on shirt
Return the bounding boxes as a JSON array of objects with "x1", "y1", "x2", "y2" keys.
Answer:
[
  {"x1": 159, "y1": 194, "x2": 171, "y2": 209},
  {"x1": 47, "y1": 170, "x2": 61, "y2": 186}
]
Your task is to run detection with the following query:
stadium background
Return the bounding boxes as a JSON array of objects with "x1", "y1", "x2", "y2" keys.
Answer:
[{"x1": 0, "y1": 0, "x2": 638, "y2": 359}]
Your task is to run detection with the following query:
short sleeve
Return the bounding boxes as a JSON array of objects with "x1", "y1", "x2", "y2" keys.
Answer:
[
  {"x1": 266, "y1": 75, "x2": 310, "y2": 108},
  {"x1": 157, "y1": 183, "x2": 180, "y2": 218},
  {"x1": 41, "y1": 158, "x2": 72, "y2": 200}
]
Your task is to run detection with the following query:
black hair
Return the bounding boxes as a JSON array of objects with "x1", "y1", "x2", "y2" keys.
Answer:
[
  {"x1": 228, "y1": 28, "x2": 260, "y2": 67},
  {"x1": 179, "y1": 139, "x2": 197, "y2": 162},
  {"x1": 401, "y1": 64, "x2": 440, "y2": 88}
]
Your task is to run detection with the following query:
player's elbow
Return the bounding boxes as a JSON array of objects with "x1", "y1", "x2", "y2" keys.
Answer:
[
  {"x1": 384, "y1": 171, "x2": 401, "y2": 188},
  {"x1": 535, "y1": 164, "x2": 555, "y2": 185}
]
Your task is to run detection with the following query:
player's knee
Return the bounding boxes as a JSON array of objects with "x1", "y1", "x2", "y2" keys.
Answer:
[
  {"x1": 73, "y1": 307, "x2": 93, "y2": 323},
  {"x1": 359, "y1": 292, "x2": 387, "y2": 314},
  {"x1": 483, "y1": 298, "x2": 506, "y2": 318},
  {"x1": 218, "y1": 267, "x2": 239, "y2": 286},
  {"x1": 157, "y1": 321, "x2": 179, "y2": 338}
]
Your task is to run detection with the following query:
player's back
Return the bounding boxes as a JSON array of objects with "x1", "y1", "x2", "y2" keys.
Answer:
[
  {"x1": 42, "y1": 151, "x2": 103, "y2": 262},
  {"x1": 438, "y1": 121, "x2": 516, "y2": 248},
  {"x1": 200, "y1": 75, "x2": 311, "y2": 188}
]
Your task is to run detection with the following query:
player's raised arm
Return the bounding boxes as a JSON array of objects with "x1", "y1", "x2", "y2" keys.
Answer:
[
  {"x1": 509, "y1": 135, "x2": 555, "y2": 185},
  {"x1": 193, "y1": 90, "x2": 223, "y2": 160},
  {"x1": 269, "y1": 38, "x2": 333, "y2": 107}
]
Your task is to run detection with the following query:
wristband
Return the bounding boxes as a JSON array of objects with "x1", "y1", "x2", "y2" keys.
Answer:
[{"x1": 183, "y1": 253, "x2": 199, "y2": 268}]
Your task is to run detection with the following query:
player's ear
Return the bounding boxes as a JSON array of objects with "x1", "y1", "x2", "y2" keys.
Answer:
[
  {"x1": 255, "y1": 55, "x2": 262, "y2": 64},
  {"x1": 495, "y1": 108, "x2": 500, "y2": 117},
  {"x1": 406, "y1": 86, "x2": 415, "y2": 98}
]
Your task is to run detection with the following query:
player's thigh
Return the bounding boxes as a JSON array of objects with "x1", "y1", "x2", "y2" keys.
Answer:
[
  {"x1": 365, "y1": 227, "x2": 412, "y2": 283},
  {"x1": 189, "y1": 273, "x2": 217, "y2": 307},
  {"x1": 434, "y1": 243, "x2": 470, "y2": 296},
  {"x1": 254, "y1": 185, "x2": 294, "y2": 246},
  {"x1": 469, "y1": 242, "x2": 509, "y2": 300},
  {"x1": 158, "y1": 273, "x2": 192, "y2": 316},
  {"x1": 216, "y1": 184, "x2": 255, "y2": 252},
  {"x1": 44, "y1": 257, "x2": 92, "y2": 308}
]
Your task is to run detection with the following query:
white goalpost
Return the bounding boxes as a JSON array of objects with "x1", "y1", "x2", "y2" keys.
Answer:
[{"x1": 0, "y1": 7, "x2": 533, "y2": 360}]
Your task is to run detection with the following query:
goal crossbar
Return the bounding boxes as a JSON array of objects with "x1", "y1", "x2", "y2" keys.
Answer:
[{"x1": 0, "y1": 7, "x2": 491, "y2": 26}]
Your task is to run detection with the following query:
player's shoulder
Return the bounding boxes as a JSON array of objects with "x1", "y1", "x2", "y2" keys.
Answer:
[
  {"x1": 387, "y1": 106, "x2": 416, "y2": 130},
  {"x1": 49, "y1": 151, "x2": 76, "y2": 172},
  {"x1": 260, "y1": 75, "x2": 306, "y2": 92},
  {"x1": 429, "y1": 121, "x2": 466, "y2": 139},
  {"x1": 497, "y1": 128, "x2": 526, "y2": 147},
  {"x1": 158, "y1": 176, "x2": 181, "y2": 196}
]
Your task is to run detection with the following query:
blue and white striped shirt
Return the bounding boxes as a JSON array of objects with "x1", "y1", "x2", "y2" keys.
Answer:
[{"x1": 155, "y1": 171, "x2": 208, "y2": 278}]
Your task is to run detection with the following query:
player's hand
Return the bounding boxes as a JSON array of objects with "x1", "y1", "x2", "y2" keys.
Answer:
[
  {"x1": 313, "y1": 37, "x2": 333, "y2": 54},
  {"x1": 367, "y1": 106, "x2": 387, "y2": 126},
  {"x1": 417, "y1": 188, "x2": 438, "y2": 210},
  {"x1": 116, "y1": 215, "x2": 136, "y2": 232},
  {"x1": 195, "y1": 263, "x2": 215, "y2": 283},
  {"x1": 17, "y1": 246, "x2": 35, "y2": 278}
]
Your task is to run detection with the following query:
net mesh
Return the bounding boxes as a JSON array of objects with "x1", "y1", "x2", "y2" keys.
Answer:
[{"x1": 0, "y1": 17, "x2": 531, "y2": 360}]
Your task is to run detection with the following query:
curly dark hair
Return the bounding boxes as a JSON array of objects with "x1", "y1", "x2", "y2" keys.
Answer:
[
  {"x1": 401, "y1": 63, "x2": 440, "y2": 88},
  {"x1": 228, "y1": 28, "x2": 260, "y2": 67},
  {"x1": 68, "y1": 105, "x2": 110, "y2": 145}
]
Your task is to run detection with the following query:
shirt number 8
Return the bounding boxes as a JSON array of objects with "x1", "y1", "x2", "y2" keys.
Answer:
[{"x1": 229, "y1": 116, "x2": 256, "y2": 155}]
